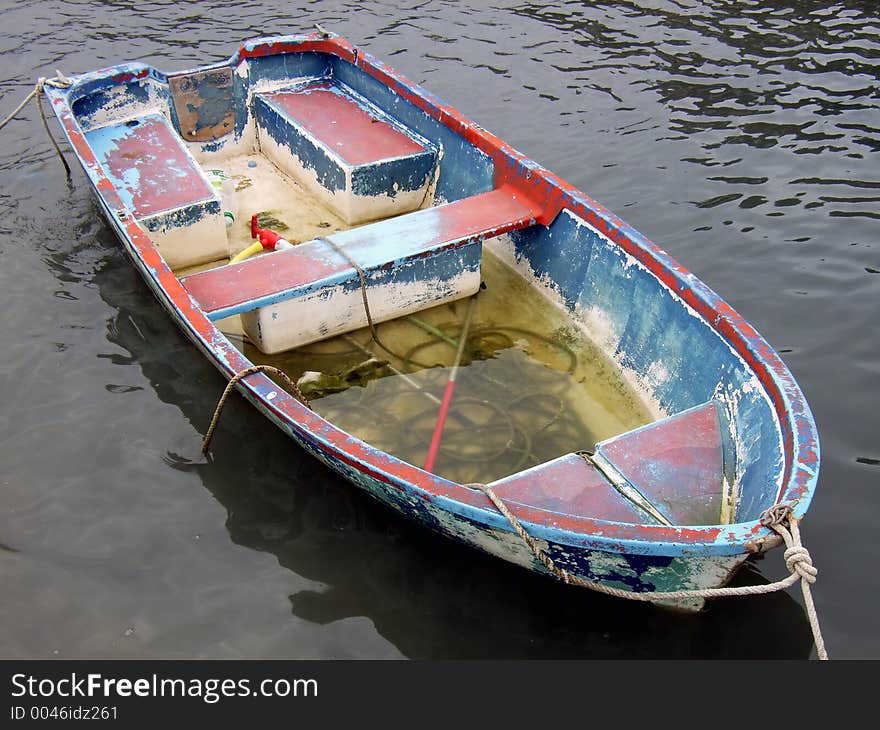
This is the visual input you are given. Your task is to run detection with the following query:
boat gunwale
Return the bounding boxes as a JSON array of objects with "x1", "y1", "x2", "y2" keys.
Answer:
[{"x1": 43, "y1": 32, "x2": 820, "y2": 557}]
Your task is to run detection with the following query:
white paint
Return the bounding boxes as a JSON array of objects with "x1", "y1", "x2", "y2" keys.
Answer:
[
  {"x1": 486, "y1": 232, "x2": 666, "y2": 423},
  {"x1": 241, "y1": 268, "x2": 480, "y2": 354},
  {"x1": 76, "y1": 81, "x2": 168, "y2": 131},
  {"x1": 646, "y1": 360, "x2": 670, "y2": 387},
  {"x1": 139, "y1": 207, "x2": 228, "y2": 271},
  {"x1": 257, "y1": 123, "x2": 431, "y2": 225}
]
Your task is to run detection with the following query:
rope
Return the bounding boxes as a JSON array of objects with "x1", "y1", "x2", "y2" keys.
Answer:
[
  {"x1": 201, "y1": 365, "x2": 311, "y2": 455},
  {"x1": 0, "y1": 72, "x2": 73, "y2": 178},
  {"x1": 317, "y1": 236, "x2": 402, "y2": 362},
  {"x1": 475, "y1": 485, "x2": 828, "y2": 659}
]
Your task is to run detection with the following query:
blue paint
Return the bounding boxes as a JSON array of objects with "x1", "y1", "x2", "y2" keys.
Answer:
[
  {"x1": 233, "y1": 52, "x2": 332, "y2": 137},
  {"x1": 183, "y1": 70, "x2": 232, "y2": 133},
  {"x1": 350, "y1": 153, "x2": 436, "y2": 197},
  {"x1": 201, "y1": 239, "x2": 482, "y2": 321},
  {"x1": 84, "y1": 122, "x2": 143, "y2": 211},
  {"x1": 330, "y1": 56, "x2": 496, "y2": 203},
  {"x1": 255, "y1": 81, "x2": 437, "y2": 205},
  {"x1": 511, "y1": 208, "x2": 784, "y2": 523},
  {"x1": 141, "y1": 199, "x2": 221, "y2": 233},
  {"x1": 70, "y1": 64, "x2": 168, "y2": 131}
]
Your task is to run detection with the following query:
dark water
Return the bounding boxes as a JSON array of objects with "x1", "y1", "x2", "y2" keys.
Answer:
[{"x1": 1, "y1": 0, "x2": 877, "y2": 659}]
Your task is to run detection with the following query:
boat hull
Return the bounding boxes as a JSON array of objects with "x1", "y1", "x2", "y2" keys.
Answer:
[{"x1": 43, "y1": 32, "x2": 820, "y2": 610}]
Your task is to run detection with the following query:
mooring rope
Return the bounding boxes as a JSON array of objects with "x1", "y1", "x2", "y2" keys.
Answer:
[
  {"x1": 473, "y1": 484, "x2": 828, "y2": 659},
  {"x1": 0, "y1": 72, "x2": 73, "y2": 178},
  {"x1": 201, "y1": 365, "x2": 311, "y2": 455}
]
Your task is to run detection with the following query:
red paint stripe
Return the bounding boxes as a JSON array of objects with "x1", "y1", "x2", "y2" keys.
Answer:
[{"x1": 182, "y1": 187, "x2": 539, "y2": 314}]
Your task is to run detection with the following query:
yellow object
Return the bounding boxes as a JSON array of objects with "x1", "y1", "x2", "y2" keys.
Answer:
[{"x1": 229, "y1": 241, "x2": 264, "y2": 264}]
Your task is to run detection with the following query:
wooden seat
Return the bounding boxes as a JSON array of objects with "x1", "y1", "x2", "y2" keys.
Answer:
[
  {"x1": 488, "y1": 453, "x2": 659, "y2": 524},
  {"x1": 181, "y1": 186, "x2": 541, "y2": 352},
  {"x1": 593, "y1": 401, "x2": 731, "y2": 525},
  {"x1": 85, "y1": 114, "x2": 214, "y2": 217},
  {"x1": 182, "y1": 186, "x2": 538, "y2": 318},
  {"x1": 85, "y1": 113, "x2": 227, "y2": 269},
  {"x1": 254, "y1": 81, "x2": 438, "y2": 224},
  {"x1": 489, "y1": 401, "x2": 729, "y2": 526}
]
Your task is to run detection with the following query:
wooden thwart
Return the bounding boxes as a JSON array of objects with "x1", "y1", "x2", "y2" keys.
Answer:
[{"x1": 181, "y1": 186, "x2": 540, "y2": 319}]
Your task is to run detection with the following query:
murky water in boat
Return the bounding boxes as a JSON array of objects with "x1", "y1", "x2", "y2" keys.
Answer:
[
  {"x1": 2, "y1": 1, "x2": 878, "y2": 659},
  {"x1": 226, "y1": 253, "x2": 654, "y2": 485}
]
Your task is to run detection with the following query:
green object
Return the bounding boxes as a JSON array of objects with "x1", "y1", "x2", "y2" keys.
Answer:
[{"x1": 407, "y1": 316, "x2": 460, "y2": 348}]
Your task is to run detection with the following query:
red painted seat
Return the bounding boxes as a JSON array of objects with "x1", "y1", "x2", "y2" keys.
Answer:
[
  {"x1": 84, "y1": 114, "x2": 228, "y2": 269},
  {"x1": 85, "y1": 114, "x2": 215, "y2": 217},
  {"x1": 262, "y1": 83, "x2": 427, "y2": 166},
  {"x1": 254, "y1": 81, "x2": 438, "y2": 224},
  {"x1": 489, "y1": 401, "x2": 729, "y2": 526},
  {"x1": 594, "y1": 401, "x2": 731, "y2": 525},
  {"x1": 489, "y1": 453, "x2": 659, "y2": 524}
]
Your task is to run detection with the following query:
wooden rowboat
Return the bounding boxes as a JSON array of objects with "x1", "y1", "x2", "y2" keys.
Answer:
[{"x1": 43, "y1": 32, "x2": 820, "y2": 610}]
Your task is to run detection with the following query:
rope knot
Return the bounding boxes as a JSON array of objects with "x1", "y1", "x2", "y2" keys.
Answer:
[
  {"x1": 760, "y1": 502, "x2": 793, "y2": 527},
  {"x1": 784, "y1": 545, "x2": 817, "y2": 583},
  {"x1": 43, "y1": 70, "x2": 73, "y2": 89}
]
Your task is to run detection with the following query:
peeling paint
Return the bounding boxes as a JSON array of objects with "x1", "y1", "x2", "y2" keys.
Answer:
[{"x1": 41, "y1": 32, "x2": 820, "y2": 606}]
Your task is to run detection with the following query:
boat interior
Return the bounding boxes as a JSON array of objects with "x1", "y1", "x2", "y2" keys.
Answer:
[{"x1": 58, "y1": 42, "x2": 788, "y2": 530}]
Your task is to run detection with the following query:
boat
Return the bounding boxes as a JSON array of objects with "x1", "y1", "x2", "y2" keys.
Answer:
[{"x1": 42, "y1": 31, "x2": 820, "y2": 611}]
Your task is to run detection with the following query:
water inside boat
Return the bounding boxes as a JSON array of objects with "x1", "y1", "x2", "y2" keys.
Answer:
[
  {"x1": 104, "y1": 68, "x2": 747, "y2": 527},
  {"x1": 210, "y1": 251, "x2": 654, "y2": 485},
  {"x1": 151, "y1": 106, "x2": 661, "y2": 485}
]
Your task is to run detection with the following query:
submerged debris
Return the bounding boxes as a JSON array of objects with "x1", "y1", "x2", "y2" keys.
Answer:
[
  {"x1": 254, "y1": 211, "x2": 289, "y2": 231},
  {"x1": 296, "y1": 357, "x2": 392, "y2": 398},
  {"x1": 242, "y1": 253, "x2": 656, "y2": 483}
]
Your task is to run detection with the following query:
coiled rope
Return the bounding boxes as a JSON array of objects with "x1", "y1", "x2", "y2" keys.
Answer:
[
  {"x1": 0, "y1": 72, "x2": 73, "y2": 178},
  {"x1": 475, "y1": 485, "x2": 828, "y2": 659}
]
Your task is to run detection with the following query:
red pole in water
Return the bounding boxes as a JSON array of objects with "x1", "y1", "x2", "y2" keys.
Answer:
[{"x1": 423, "y1": 296, "x2": 478, "y2": 473}]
